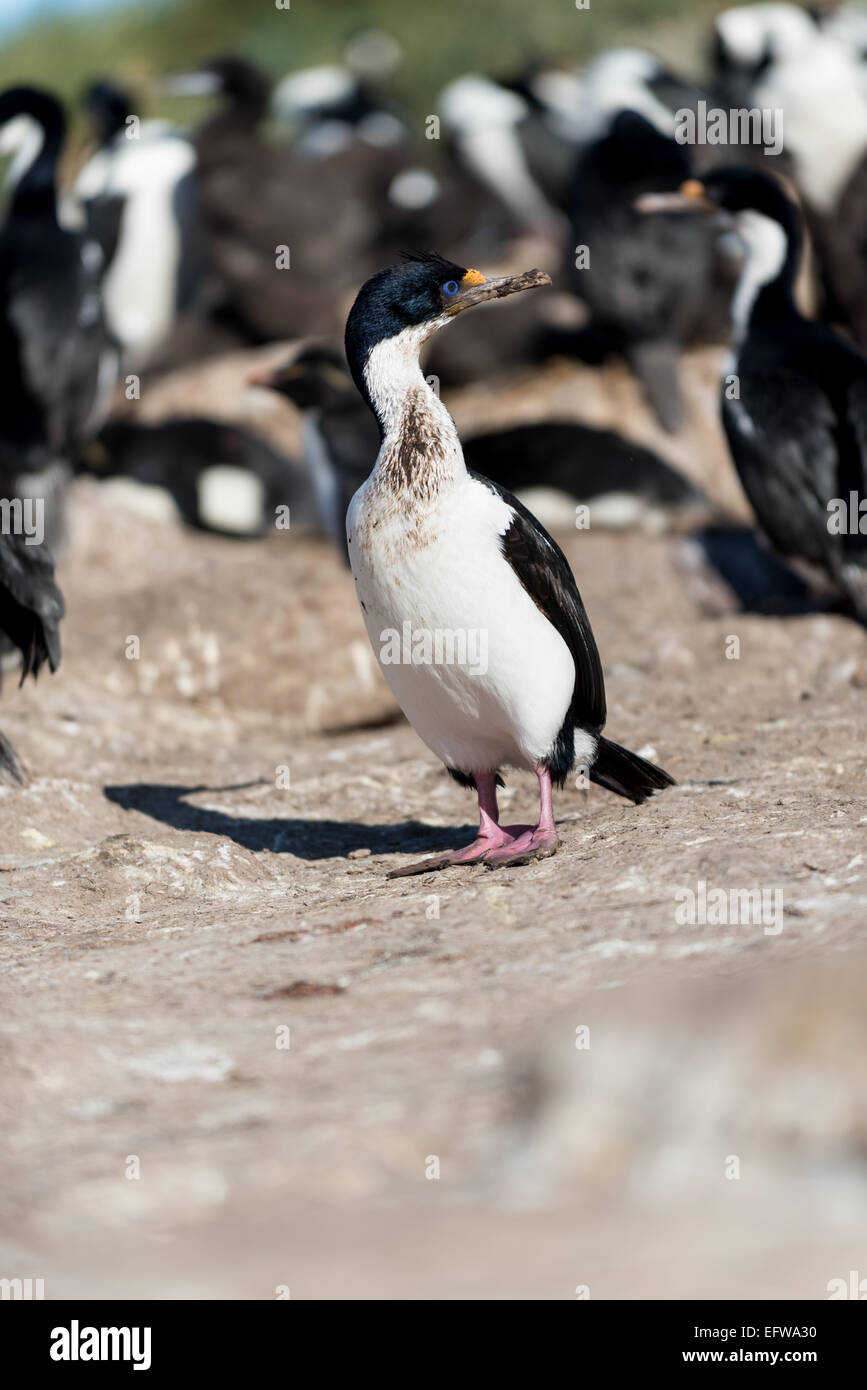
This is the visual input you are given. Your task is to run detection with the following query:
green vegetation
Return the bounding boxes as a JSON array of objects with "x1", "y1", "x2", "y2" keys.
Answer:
[
  {"x1": 0, "y1": 0, "x2": 725, "y2": 138},
  {"x1": 0, "y1": 0, "x2": 725, "y2": 103}
]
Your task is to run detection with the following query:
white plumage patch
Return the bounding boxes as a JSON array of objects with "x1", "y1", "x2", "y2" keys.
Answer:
[
  {"x1": 716, "y1": 5, "x2": 867, "y2": 213},
  {"x1": 273, "y1": 64, "x2": 355, "y2": 117},
  {"x1": 358, "y1": 112, "x2": 405, "y2": 147},
  {"x1": 439, "y1": 74, "x2": 557, "y2": 227},
  {"x1": 730, "y1": 210, "x2": 788, "y2": 342},
  {"x1": 715, "y1": 3, "x2": 816, "y2": 65},
  {"x1": 100, "y1": 477, "x2": 183, "y2": 526},
  {"x1": 197, "y1": 467, "x2": 266, "y2": 534},
  {"x1": 348, "y1": 331, "x2": 582, "y2": 776},
  {"x1": 0, "y1": 115, "x2": 43, "y2": 188},
  {"x1": 753, "y1": 36, "x2": 867, "y2": 212},
  {"x1": 363, "y1": 324, "x2": 451, "y2": 435},
  {"x1": 440, "y1": 74, "x2": 528, "y2": 131},
  {"x1": 349, "y1": 470, "x2": 578, "y2": 773},
  {"x1": 75, "y1": 128, "x2": 196, "y2": 353},
  {"x1": 514, "y1": 486, "x2": 584, "y2": 531},
  {"x1": 575, "y1": 48, "x2": 675, "y2": 141},
  {"x1": 387, "y1": 167, "x2": 441, "y2": 209}
]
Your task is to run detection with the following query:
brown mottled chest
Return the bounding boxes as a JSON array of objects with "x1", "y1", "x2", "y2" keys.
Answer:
[
  {"x1": 351, "y1": 390, "x2": 458, "y2": 561},
  {"x1": 377, "y1": 390, "x2": 455, "y2": 499}
]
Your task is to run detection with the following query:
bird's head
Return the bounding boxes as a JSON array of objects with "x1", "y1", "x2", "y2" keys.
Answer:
[
  {"x1": 345, "y1": 252, "x2": 550, "y2": 419},
  {"x1": 160, "y1": 55, "x2": 271, "y2": 123},
  {"x1": 247, "y1": 344, "x2": 353, "y2": 412},
  {"x1": 635, "y1": 166, "x2": 797, "y2": 226},
  {"x1": 636, "y1": 168, "x2": 800, "y2": 330},
  {"x1": 83, "y1": 80, "x2": 135, "y2": 146}
]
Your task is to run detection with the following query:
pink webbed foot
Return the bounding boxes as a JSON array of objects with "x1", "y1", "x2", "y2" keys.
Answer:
[
  {"x1": 483, "y1": 766, "x2": 560, "y2": 869},
  {"x1": 384, "y1": 768, "x2": 561, "y2": 878},
  {"x1": 483, "y1": 825, "x2": 560, "y2": 869},
  {"x1": 386, "y1": 823, "x2": 526, "y2": 879}
]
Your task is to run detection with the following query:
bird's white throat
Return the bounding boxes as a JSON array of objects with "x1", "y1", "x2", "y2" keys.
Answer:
[
  {"x1": 730, "y1": 210, "x2": 789, "y2": 342},
  {"x1": 0, "y1": 115, "x2": 45, "y2": 191},
  {"x1": 362, "y1": 325, "x2": 464, "y2": 494}
]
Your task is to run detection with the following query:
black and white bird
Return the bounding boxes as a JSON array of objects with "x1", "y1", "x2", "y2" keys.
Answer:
[
  {"x1": 711, "y1": 4, "x2": 867, "y2": 348},
  {"x1": 0, "y1": 529, "x2": 64, "y2": 784},
  {"x1": 711, "y1": 7, "x2": 867, "y2": 198},
  {"x1": 163, "y1": 55, "x2": 348, "y2": 342},
  {"x1": 562, "y1": 90, "x2": 727, "y2": 431},
  {"x1": 80, "y1": 414, "x2": 316, "y2": 538},
  {"x1": 711, "y1": 3, "x2": 820, "y2": 112},
  {"x1": 74, "y1": 79, "x2": 208, "y2": 363},
  {"x1": 272, "y1": 30, "x2": 407, "y2": 157},
  {"x1": 343, "y1": 253, "x2": 673, "y2": 875},
  {"x1": 254, "y1": 342, "x2": 708, "y2": 559},
  {"x1": 639, "y1": 168, "x2": 867, "y2": 621},
  {"x1": 0, "y1": 85, "x2": 117, "y2": 550},
  {"x1": 166, "y1": 54, "x2": 425, "y2": 343},
  {"x1": 438, "y1": 73, "x2": 567, "y2": 237}
]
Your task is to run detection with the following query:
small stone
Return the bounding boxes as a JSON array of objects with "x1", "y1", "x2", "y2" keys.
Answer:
[
  {"x1": 257, "y1": 980, "x2": 346, "y2": 1000},
  {"x1": 21, "y1": 827, "x2": 53, "y2": 849},
  {"x1": 348, "y1": 848, "x2": 371, "y2": 859}
]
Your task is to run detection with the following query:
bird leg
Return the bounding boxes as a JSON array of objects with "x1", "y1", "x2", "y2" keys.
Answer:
[
  {"x1": 386, "y1": 771, "x2": 532, "y2": 879},
  {"x1": 483, "y1": 766, "x2": 560, "y2": 869}
]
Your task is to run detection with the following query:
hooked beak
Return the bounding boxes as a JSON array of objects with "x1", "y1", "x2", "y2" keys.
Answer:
[
  {"x1": 158, "y1": 71, "x2": 223, "y2": 97},
  {"x1": 444, "y1": 267, "x2": 551, "y2": 316},
  {"x1": 634, "y1": 180, "x2": 719, "y2": 216}
]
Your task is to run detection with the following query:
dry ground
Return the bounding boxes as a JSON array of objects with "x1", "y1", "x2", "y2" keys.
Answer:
[{"x1": 1, "y1": 352, "x2": 866, "y2": 1299}]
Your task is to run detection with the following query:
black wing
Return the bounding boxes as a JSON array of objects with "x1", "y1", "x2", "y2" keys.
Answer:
[
  {"x1": 0, "y1": 532, "x2": 65, "y2": 684},
  {"x1": 724, "y1": 360, "x2": 867, "y2": 590},
  {"x1": 468, "y1": 469, "x2": 607, "y2": 731},
  {"x1": 722, "y1": 367, "x2": 838, "y2": 563}
]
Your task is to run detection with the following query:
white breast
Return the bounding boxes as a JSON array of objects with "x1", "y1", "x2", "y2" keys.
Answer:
[
  {"x1": 347, "y1": 472, "x2": 578, "y2": 775},
  {"x1": 76, "y1": 130, "x2": 196, "y2": 354}
]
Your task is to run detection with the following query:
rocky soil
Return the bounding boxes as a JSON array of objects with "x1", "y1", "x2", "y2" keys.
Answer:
[{"x1": 1, "y1": 350, "x2": 866, "y2": 1299}]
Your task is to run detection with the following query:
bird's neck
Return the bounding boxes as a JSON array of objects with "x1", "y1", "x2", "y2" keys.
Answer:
[
  {"x1": 8, "y1": 122, "x2": 60, "y2": 221},
  {"x1": 731, "y1": 210, "x2": 800, "y2": 346},
  {"x1": 203, "y1": 80, "x2": 270, "y2": 142},
  {"x1": 362, "y1": 331, "x2": 465, "y2": 500}
]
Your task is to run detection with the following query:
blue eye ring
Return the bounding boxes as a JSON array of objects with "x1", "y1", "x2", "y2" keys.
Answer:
[{"x1": 442, "y1": 280, "x2": 459, "y2": 297}]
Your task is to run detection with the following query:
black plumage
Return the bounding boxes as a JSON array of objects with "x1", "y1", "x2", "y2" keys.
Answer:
[
  {"x1": 0, "y1": 531, "x2": 63, "y2": 682},
  {"x1": 476, "y1": 472, "x2": 672, "y2": 802},
  {"x1": 81, "y1": 416, "x2": 317, "y2": 537},
  {"x1": 0, "y1": 529, "x2": 64, "y2": 783},
  {"x1": 0, "y1": 86, "x2": 116, "y2": 550},
  {"x1": 176, "y1": 56, "x2": 358, "y2": 342},
  {"x1": 463, "y1": 422, "x2": 706, "y2": 515},
  {"x1": 82, "y1": 78, "x2": 132, "y2": 146},
  {"x1": 649, "y1": 168, "x2": 867, "y2": 621},
  {"x1": 563, "y1": 110, "x2": 727, "y2": 431}
]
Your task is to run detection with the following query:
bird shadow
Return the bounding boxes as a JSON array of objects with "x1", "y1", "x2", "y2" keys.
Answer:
[{"x1": 103, "y1": 782, "x2": 473, "y2": 861}]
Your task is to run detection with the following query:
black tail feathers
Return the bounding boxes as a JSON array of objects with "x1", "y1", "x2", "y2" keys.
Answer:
[{"x1": 590, "y1": 736, "x2": 674, "y2": 804}]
